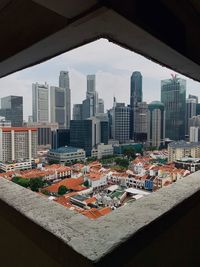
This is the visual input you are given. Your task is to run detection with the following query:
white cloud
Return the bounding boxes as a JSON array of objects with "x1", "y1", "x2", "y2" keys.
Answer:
[{"x1": 0, "y1": 38, "x2": 199, "y2": 121}]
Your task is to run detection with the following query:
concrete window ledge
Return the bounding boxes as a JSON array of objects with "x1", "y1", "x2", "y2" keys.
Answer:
[{"x1": 1, "y1": 172, "x2": 200, "y2": 267}]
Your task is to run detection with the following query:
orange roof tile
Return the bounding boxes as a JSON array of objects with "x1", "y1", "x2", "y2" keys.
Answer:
[
  {"x1": 45, "y1": 177, "x2": 85, "y2": 193},
  {"x1": 84, "y1": 197, "x2": 96, "y2": 204}
]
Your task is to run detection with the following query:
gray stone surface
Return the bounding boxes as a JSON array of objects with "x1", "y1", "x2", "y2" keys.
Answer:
[{"x1": 1, "y1": 172, "x2": 200, "y2": 263}]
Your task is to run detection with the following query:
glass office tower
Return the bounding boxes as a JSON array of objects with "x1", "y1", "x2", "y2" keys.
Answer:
[
  {"x1": 0, "y1": 95, "x2": 23, "y2": 127},
  {"x1": 161, "y1": 76, "x2": 186, "y2": 140},
  {"x1": 130, "y1": 71, "x2": 142, "y2": 108}
]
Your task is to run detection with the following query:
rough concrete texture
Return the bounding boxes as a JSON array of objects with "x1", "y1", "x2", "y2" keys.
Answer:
[{"x1": 0, "y1": 172, "x2": 200, "y2": 264}]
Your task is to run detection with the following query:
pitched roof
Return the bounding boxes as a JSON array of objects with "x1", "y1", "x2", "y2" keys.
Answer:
[{"x1": 45, "y1": 177, "x2": 85, "y2": 192}]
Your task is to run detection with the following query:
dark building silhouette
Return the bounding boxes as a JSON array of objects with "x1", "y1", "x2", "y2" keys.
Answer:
[{"x1": 51, "y1": 129, "x2": 70, "y2": 149}]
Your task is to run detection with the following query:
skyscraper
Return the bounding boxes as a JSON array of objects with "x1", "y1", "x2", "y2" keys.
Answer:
[
  {"x1": 70, "y1": 116, "x2": 108, "y2": 156},
  {"x1": 130, "y1": 71, "x2": 143, "y2": 139},
  {"x1": 112, "y1": 102, "x2": 130, "y2": 143},
  {"x1": 86, "y1": 74, "x2": 96, "y2": 98},
  {"x1": 188, "y1": 94, "x2": 198, "y2": 104},
  {"x1": 50, "y1": 85, "x2": 71, "y2": 129},
  {"x1": 130, "y1": 71, "x2": 142, "y2": 108},
  {"x1": 147, "y1": 101, "x2": 165, "y2": 148},
  {"x1": 133, "y1": 102, "x2": 148, "y2": 142},
  {"x1": 73, "y1": 104, "x2": 83, "y2": 120},
  {"x1": 185, "y1": 98, "x2": 196, "y2": 136},
  {"x1": 82, "y1": 97, "x2": 94, "y2": 120},
  {"x1": 32, "y1": 82, "x2": 49, "y2": 123},
  {"x1": 58, "y1": 71, "x2": 71, "y2": 128},
  {"x1": 59, "y1": 71, "x2": 69, "y2": 88},
  {"x1": 98, "y1": 98, "x2": 104, "y2": 113},
  {"x1": 86, "y1": 74, "x2": 98, "y2": 116},
  {"x1": 161, "y1": 75, "x2": 186, "y2": 140},
  {"x1": 0, "y1": 96, "x2": 23, "y2": 127}
]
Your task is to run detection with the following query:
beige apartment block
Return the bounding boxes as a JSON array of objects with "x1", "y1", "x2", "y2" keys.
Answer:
[
  {"x1": 168, "y1": 141, "x2": 200, "y2": 162},
  {"x1": 0, "y1": 127, "x2": 37, "y2": 162}
]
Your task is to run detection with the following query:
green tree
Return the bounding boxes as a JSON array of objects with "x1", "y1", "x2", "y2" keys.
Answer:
[
  {"x1": 115, "y1": 157, "x2": 129, "y2": 168},
  {"x1": 83, "y1": 180, "x2": 89, "y2": 187},
  {"x1": 41, "y1": 189, "x2": 50, "y2": 195},
  {"x1": 48, "y1": 159, "x2": 59, "y2": 165},
  {"x1": 12, "y1": 177, "x2": 30, "y2": 188},
  {"x1": 123, "y1": 146, "x2": 136, "y2": 159},
  {"x1": 58, "y1": 185, "x2": 68, "y2": 195},
  {"x1": 29, "y1": 177, "x2": 44, "y2": 192}
]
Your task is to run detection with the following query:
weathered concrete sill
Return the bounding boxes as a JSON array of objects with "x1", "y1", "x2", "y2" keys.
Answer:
[{"x1": 1, "y1": 172, "x2": 200, "y2": 266}]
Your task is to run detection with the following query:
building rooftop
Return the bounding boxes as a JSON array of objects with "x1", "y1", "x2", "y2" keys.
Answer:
[
  {"x1": 49, "y1": 146, "x2": 83, "y2": 153},
  {"x1": 168, "y1": 140, "x2": 200, "y2": 148}
]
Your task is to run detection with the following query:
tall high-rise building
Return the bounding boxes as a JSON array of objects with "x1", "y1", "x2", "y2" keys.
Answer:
[
  {"x1": 189, "y1": 127, "x2": 200, "y2": 142},
  {"x1": 0, "y1": 96, "x2": 23, "y2": 127},
  {"x1": 70, "y1": 116, "x2": 108, "y2": 156},
  {"x1": 57, "y1": 71, "x2": 71, "y2": 128},
  {"x1": 0, "y1": 127, "x2": 37, "y2": 162},
  {"x1": 32, "y1": 82, "x2": 49, "y2": 123},
  {"x1": 50, "y1": 85, "x2": 71, "y2": 129},
  {"x1": 161, "y1": 75, "x2": 186, "y2": 140},
  {"x1": 98, "y1": 98, "x2": 104, "y2": 113},
  {"x1": 189, "y1": 94, "x2": 198, "y2": 104},
  {"x1": 73, "y1": 104, "x2": 83, "y2": 120},
  {"x1": 27, "y1": 122, "x2": 58, "y2": 149},
  {"x1": 130, "y1": 71, "x2": 143, "y2": 139},
  {"x1": 189, "y1": 115, "x2": 200, "y2": 127},
  {"x1": 196, "y1": 103, "x2": 200, "y2": 115},
  {"x1": 130, "y1": 71, "x2": 142, "y2": 108},
  {"x1": 59, "y1": 71, "x2": 69, "y2": 88},
  {"x1": 112, "y1": 103, "x2": 130, "y2": 143},
  {"x1": 86, "y1": 74, "x2": 96, "y2": 98},
  {"x1": 185, "y1": 98, "x2": 196, "y2": 136},
  {"x1": 133, "y1": 102, "x2": 148, "y2": 142},
  {"x1": 147, "y1": 101, "x2": 165, "y2": 148},
  {"x1": 86, "y1": 74, "x2": 98, "y2": 116},
  {"x1": 51, "y1": 129, "x2": 70, "y2": 149},
  {"x1": 82, "y1": 97, "x2": 94, "y2": 120}
]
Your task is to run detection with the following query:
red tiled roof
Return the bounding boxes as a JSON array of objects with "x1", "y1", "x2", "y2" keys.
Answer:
[
  {"x1": 45, "y1": 177, "x2": 85, "y2": 193},
  {"x1": 81, "y1": 207, "x2": 111, "y2": 219},
  {"x1": 84, "y1": 197, "x2": 96, "y2": 204}
]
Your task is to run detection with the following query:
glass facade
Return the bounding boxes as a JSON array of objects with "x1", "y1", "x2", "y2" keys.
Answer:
[
  {"x1": 100, "y1": 121, "x2": 109, "y2": 144},
  {"x1": 130, "y1": 71, "x2": 142, "y2": 108},
  {"x1": 51, "y1": 129, "x2": 70, "y2": 149},
  {"x1": 161, "y1": 77, "x2": 186, "y2": 140},
  {"x1": 70, "y1": 120, "x2": 92, "y2": 156},
  {"x1": 0, "y1": 96, "x2": 23, "y2": 127}
]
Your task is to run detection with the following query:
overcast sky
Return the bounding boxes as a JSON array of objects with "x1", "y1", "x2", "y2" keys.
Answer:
[{"x1": 0, "y1": 38, "x2": 199, "y2": 120}]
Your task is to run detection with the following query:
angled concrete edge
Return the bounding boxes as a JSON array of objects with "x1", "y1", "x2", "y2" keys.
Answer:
[{"x1": 0, "y1": 171, "x2": 200, "y2": 266}]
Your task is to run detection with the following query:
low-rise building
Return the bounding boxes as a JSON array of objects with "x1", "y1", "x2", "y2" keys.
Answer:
[
  {"x1": 174, "y1": 158, "x2": 200, "y2": 172},
  {"x1": 0, "y1": 160, "x2": 32, "y2": 172},
  {"x1": 0, "y1": 116, "x2": 11, "y2": 127},
  {"x1": 91, "y1": 143, "x2": 114, "y2": 159},
  {"x1": 168, "y1": 141, "x2": 200, "y2": 162},
  {"x1": 1, "y1": 164, "x2": 72, "y2": 182},
  {"x1": 47, "y1": 146, "x2": 86, "y2": 164},
  {"x1": 87, "y1": 173, "x2": 107, "y2": 189}
]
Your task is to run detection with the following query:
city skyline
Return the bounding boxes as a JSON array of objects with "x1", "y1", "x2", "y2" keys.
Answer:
[{"x1": 0, "y1": 38, "x2": 199, "y2": 120}]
